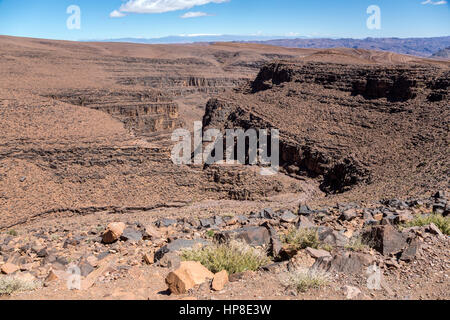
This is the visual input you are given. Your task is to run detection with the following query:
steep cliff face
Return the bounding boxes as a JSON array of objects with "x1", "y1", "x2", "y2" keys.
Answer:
[
  {"x1": 204, "y1": 61, "x2": 449, "y2": 197},
  {"x1": 252, "y1": 62, "x2": 449, "y2": 102},
  {"x1": 49, "y1": 89, "x2": 182, "y2": 136}
]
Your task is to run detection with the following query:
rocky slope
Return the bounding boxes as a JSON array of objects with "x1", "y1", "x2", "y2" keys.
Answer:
[
  {"x1": 0, "y1": 36, "x2": 448, "y2": 300},
  {"x1": 203, "y1": 60, "x2": 449, "y2": 201}
]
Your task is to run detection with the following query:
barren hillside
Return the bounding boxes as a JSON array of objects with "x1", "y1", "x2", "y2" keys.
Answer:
[{"x1": 0, "y1": 36, "x2": 448, "y2": 301}]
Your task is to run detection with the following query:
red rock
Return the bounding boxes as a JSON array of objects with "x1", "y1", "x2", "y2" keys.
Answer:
[
  {"x1": 102, "y1": 222, "x2": 126, "y2": 244},
  {"x1": 1, "y1": 262, "x2": 19, "y2": 274},
  {"x1": 165, "y1": 261, "x2": 214, "y2": 295},
  {"x1": 212, "y1": 270, "x2": 229, "y2": 291},
  {"x1": 143, "y1": 252, "x2": 155, "y2": 265}
]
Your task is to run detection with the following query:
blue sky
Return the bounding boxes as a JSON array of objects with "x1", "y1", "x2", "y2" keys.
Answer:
[{"x1": 0, "y1": 0, "x2": 448, "y2": 40}]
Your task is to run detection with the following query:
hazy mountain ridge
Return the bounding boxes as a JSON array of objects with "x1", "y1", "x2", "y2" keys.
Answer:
[
  {"x1": 98, "y1": 35, "x2": 450, "y2": 58},
  {"x1": 244, "y1": 36, "x2": 450, "y2": 58},
  {"x1": 431, "y1": 46, "x2": 450, "y2": 59}
]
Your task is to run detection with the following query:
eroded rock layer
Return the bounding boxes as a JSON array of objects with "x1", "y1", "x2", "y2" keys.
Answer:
[{"x1": 204, "y1": 61, "x2": 449, "y2": 198}]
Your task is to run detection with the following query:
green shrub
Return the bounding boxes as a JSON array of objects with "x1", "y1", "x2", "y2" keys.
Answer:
[
  {"x1": 7, "y1": 230, "x2": 18, "y2": 236},
  {"x1": 402, "y1": 214, "x2": 449, "y2": 235},
  {"x1": 0, "y1": 276, "x2": 40, "y2": 295},
  {"x1": 282, "y1": 228, "x2": 320, "y2": 250},
  {"x1": 181, "y1": 240, "x2": 270, "y2": 274}
]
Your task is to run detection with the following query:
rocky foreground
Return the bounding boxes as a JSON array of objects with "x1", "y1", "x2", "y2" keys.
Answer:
[{"x1": 1, "y1": 190, "x2": 448, "y2": 300}]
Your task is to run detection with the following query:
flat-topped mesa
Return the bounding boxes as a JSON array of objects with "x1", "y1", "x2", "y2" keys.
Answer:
[
  {"x1": 204, "y1": 61, "x2": 449, "y2": 198},
  {"x1": 251, "y1": 61, "x2": 449, "y2": 102},
  {"x1": 48, "y1": 89, "x2": 182, "y2": 135}
]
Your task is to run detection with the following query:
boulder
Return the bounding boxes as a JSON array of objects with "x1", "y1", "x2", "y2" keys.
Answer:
[
  {"x1": 426, "y1": 223, "x2": 443, "y2": 237},
  {"x1": 214, "y1": 226, "x2": 270, "y2": 247},
  {"x1": 212, "y1": 270, "x2": 229, "y2": 291},
  {"x1": 312, "y1": 251, "x2": 375, "y2": 274},
  {"x1": 165, "y1": 261, "x2": 214, "y2": 295},
  {"x1": 155, "y1": 218, "x2": 177, "y2": 228},
  {"x1": 155, "y1": 238, "x2": 210, "y2": 261},
  {"x1": 102, "y1": 222, "x2": 126, "y2": 244},
  {"x1": 298, "y1": 204, "x2": 313, "y2": 216},
  {"x1": 1, "y1": 262, "x2": 19, "y2": 274},
  {"x1": 399, "y1": 238, "x2": 420, "y2": 262},
  {"x1": 305, "y1": 247, "x2": 332, "y2": 259},
  {"x1": 280, "y1": 211, "x2": 298, "y2": 223},
  {"x1": 362, "y1": 225, "x2": 407, "y2": 256},
  {"x1": 340, "y1": 209, "x2": 359, "y2": 221},
  {"x1": 143, "y1": 252, "x2": 155, "y2": 265},
  {"x1": 261, "y1": 222, "x2": 282, "y2": 257},
  {"x1": 318, "y1": 228, "x2": 348, "y2": 247},
  {"x1": 296, "y1": 216, "x2": 316, "y2": 230},
  {"x1": 120, "y1": 227, "x2": 142, "y2": 242},
  {"x1": 158, "y1": 252, "x2": 181, "y2": 268},
  {"x1": 261, "y1": 208, "x2": 276, "y2": 219},
  {"x1": 142, "y1": 225, "x2": 161, "y2": 241}
]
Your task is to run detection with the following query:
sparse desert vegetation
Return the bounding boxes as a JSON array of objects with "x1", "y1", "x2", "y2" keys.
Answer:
[
  {"x1": 0, "y1": 276, "x2": 40, "y2": 296},
  {"x1": 403, "y1": 214, "x2": 450, "y2": 235},
  {"x1": 282, "y1": 269, "x2": 330, "y2": 293},
  {"x1": 181, "y1": 241, "x2": 270, "y2": 274}
]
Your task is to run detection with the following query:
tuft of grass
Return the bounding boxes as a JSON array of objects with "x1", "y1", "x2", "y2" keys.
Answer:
[
  {"x1": 402, "y1": 214, "x2": 449, "y2": 235},
  {"x1": 0, "y1": 276, "x2": 40, "y2": 295},
  {"x1": 345, "y1": 236, "x2": 369, "y2": 252},
  {"x1": 205, "y1": 230, "x2": 215, "y2": 238},
  {"x1": 282, "y1": 228, "x2": 320, "y2": 250},
  {"x1": 282, "y1": 268, "x2": 329, "y2": 293},
  {"x1": 181, "y1": 240, "x2": 270, "y2": 274},
  {"x1": 319, "y1": 243, "x2": 334, "y2": 252},
  {"x1": 7, "y1": 229, "x2": 18, "y2": 237}
]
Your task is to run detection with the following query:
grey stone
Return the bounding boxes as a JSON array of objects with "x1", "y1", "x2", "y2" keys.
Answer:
[
  {"x1": 280, "y1": 211, "x2": 298, "y2": 223},
  {"x1": 155, "y1": 238, "x2": 211, "y2": 261},
  {"x1": 199, "y1": 218, "x2": 213, "y2": 228},
  {"x1": 305, "y1": 247, "x2": 331, "y2": 259},
  {"x1": 399, "y1": 238, "x2": 420, "y2": 262},
  {"x1": 214, "y1": 226, "x2": 270, "y2": 247},
  {"x1": 319, "y1": 228, "x2": 348, "y2": 247},
  {"x1": 298, "y1": 204, "x2": 313, "y2": 216},
  {"x1": 261, "y1": 222, "x2": 282, "y2": 257},
  {"x1": 158, "y1": 252, "x2": 181, "y2": 268},
  {"x1": 261, "y1": 208, "x2": 276, "y2": 219},
  {"x1": 362, "y1": 225, "x2": 407, "y2": 256},
  {"x1": 120, "y1": 228, "x2": 142, "y2": 242},
  {"x1": 312, "y1": 251, "x2": 375, "y2": 274},
  {"x1": 426, "y1": 223, "x2": 443, "y2": 237},
  {"x1": 155, "y1": 218, "x2": 177, "y2": 228},
  {"x1": 340, "y1": 209, "x2": 359, "y2": 221},
  {"x1": 296, "y1": 216, "x2": 316, "y2": 230},
  {"x1": 79, "y1": 261, "x2": 95, "y2": 277}
]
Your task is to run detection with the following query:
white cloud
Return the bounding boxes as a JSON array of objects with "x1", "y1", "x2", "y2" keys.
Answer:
[
  {"x1": 110, "y1": 10, "x2": 126, "y2": 18},
  {"x1": 181, "y1": 11, "x2": 210, "y2": 18},
  {"x1": 421, "y1": 0, "x2": 447, "y2": 5},
  {"x1": 116, "y1": 0, "x2": 229, "y2": 14}
]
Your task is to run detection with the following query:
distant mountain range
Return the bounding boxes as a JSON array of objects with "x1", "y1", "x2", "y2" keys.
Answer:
[
  {"x1": 244, "y1": 37, "x2": 450, "y2": 58},
  {"x1": 97, "y1": 35, "x2": 450, "y2": 58},
  {"x1": 96, "y1": 34, "x2": 307, "y2": 44},
  {"x1": 431, "y1": 46, "x2": 450, "y2": 59}
]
